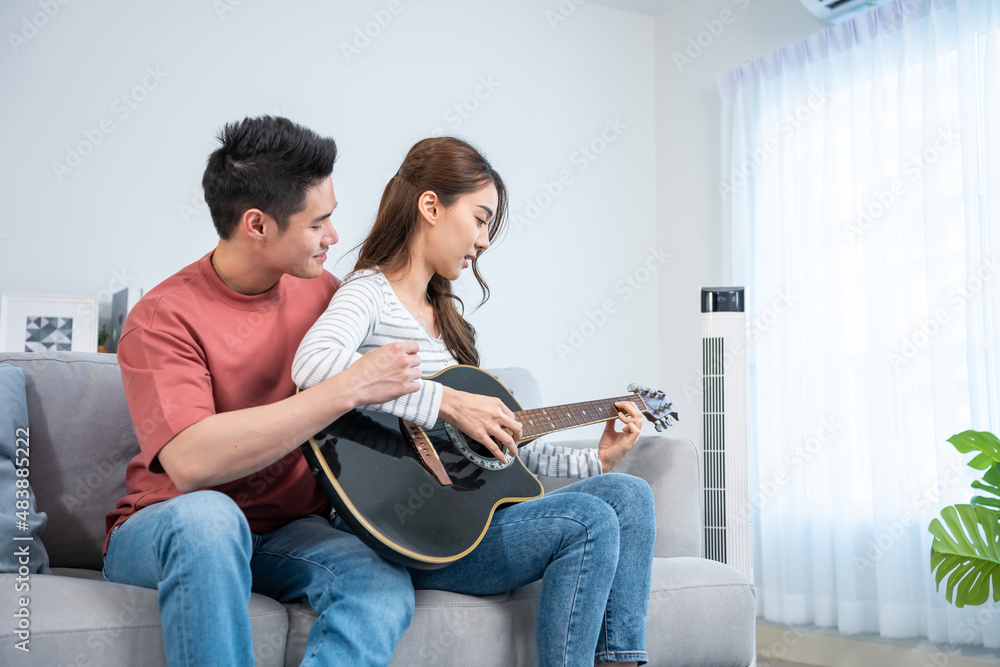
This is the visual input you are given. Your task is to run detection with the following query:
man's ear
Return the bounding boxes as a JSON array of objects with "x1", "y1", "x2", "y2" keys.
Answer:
[
  {"x1": 240, "y1": 209, "x2": 269, "y2": 239},
  {"x1": 417, "y1": 191, "x2": 440, "y2": 226}
]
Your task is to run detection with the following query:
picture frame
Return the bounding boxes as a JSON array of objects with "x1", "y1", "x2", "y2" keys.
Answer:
[
  {"x1": 106, "y1": 286, "x2": 144, "y2": 353},
  {"x1": 0, "y1": 293, "x2": 99, "y2": 353}
]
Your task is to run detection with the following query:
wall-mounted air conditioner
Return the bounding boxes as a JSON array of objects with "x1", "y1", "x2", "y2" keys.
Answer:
[
  {"x1": 800, "y1": 0, "x2": 891, "y2": 23},
  {"x1": 701, "y1": 287, "x2": 753, "y2": 583}
]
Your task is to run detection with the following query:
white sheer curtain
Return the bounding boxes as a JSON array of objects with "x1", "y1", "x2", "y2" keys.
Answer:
[{"x1": 718, "y1": 0, "x2": 1000, "y2": 647}]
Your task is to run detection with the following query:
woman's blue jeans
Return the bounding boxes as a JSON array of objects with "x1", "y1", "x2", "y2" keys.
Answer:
[
  {"x1": 410, "y1": 473, "x2": 655, "y2": 666},
  {"x1": 103, "y1": 491, "x2": 414, "y2": 667}
]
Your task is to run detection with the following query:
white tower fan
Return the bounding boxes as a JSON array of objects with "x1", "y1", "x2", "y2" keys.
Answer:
[{"x1": 701, "y1": 287, "x2": 753, "y2": 582}]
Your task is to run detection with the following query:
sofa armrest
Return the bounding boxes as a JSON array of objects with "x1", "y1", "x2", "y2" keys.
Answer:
[{"x1": 536, "y1": 435, "x2": 702, "y2": 559}]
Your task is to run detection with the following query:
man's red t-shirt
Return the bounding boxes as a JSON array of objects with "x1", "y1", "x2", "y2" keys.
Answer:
[{"x1": 104, "y1": 251, "x2": 340, "y2": 553}]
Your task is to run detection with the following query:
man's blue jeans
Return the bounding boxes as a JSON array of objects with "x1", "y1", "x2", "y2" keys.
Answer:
[
  {"x1": 410, "y1": 473, "x2": 655, "y2": 666},
  {"x1": 103, "y1": 491, "x2": 414, "y2": 667}
]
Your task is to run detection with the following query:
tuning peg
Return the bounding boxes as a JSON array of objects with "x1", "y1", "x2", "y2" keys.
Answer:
[
  {"x1": 654, "y1": 421, "x2": 664, "y2": 432},
  {"x1": 627, "y1": 383, "x2": 637, "y2": 392}
]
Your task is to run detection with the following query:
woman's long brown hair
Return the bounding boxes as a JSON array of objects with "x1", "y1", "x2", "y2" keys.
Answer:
[{"x1": 355, "y1": 137, "x2": 508, "y2": 367}]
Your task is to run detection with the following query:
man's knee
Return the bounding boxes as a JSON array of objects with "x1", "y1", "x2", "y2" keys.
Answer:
[
  {"x1": 361, "y1": 556, "x2": 414, "y2": 599},
  {"x1": 341, "y1": 556, "x2": 415, "y2": 622},
  {"x1": 158, "y1": 491, "x2": 251, "y2": 555}
]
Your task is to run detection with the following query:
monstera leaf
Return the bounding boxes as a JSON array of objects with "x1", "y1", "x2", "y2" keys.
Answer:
[
  {"x1": 972, "y1": 465, "x2": 1000, "y2": 511},
  {"x1": 929, "y1": 504, "x2": 1000, "y2": 607},
  {"x1": 947, "y1": 430, "x2": 1000, "y2": 470}
]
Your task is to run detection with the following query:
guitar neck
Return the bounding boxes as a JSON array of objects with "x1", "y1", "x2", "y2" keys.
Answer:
[{"x1": 515, "y1": 395, "x2": 646, "y2": 442}]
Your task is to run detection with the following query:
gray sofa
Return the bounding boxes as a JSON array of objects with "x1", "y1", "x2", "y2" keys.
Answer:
[{"x1": 0, "y1": 351, "x2": 755, "y2": 666}]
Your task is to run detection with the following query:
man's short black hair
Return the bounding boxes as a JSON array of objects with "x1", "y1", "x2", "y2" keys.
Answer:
[{"x1": 202, "y1": 116, "x2": 338, "y2": 239}]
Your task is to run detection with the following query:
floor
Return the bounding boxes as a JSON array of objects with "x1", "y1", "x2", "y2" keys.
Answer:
[{"x1": 756, "y1": 620, "x2": 1000, "y2": 667}]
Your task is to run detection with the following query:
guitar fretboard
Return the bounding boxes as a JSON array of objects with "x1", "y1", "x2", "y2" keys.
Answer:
[{"x1": 515, "y1": 395, "x2": 646, "y2": 442}]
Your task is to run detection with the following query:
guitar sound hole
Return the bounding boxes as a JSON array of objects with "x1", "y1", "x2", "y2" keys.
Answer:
[{"x1": 443, "y1": 423, "x2": 512, "y2": 471}]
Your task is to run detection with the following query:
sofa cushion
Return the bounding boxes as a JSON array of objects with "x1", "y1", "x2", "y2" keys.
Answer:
[
  {"x1": 283, "y1": 557, "x2": 756, "y2": 667},
  {"x1": 645, "y1": 557, "x2": 756, "y2": 666},
  {"x1": 0, "y1": 364, "x2": 50, "y2": 574},
  {"x1": 0, "y1": 570, "x2": 290, "y2": 666},
  {"x1": 284, "y1": 582, "x2": 541, "y2": 667},
  {"x1": 0, "y1": 352, "x2": 139, "y2": 570}
]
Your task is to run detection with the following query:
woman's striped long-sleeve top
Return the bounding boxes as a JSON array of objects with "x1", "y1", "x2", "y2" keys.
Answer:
[{"x1": 291, "y1": 270, "x2": 602, "y2": 478}]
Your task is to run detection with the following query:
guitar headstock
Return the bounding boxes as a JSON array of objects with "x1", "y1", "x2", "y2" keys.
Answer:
[{"x1": 627, "y1": 384, "x2": 679, "y2": 432}]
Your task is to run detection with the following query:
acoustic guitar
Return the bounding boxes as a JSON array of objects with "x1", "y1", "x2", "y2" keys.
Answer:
[{"x1": 300, "y1": 365, "x2": 678, "y2": 570}]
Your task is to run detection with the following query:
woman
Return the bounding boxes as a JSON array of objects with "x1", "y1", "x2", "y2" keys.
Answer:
[{"x1": 292, "y1": 136, "x2": 655, "y2": 667}]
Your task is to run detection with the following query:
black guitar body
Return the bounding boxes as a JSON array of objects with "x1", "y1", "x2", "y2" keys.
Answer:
[{"x1": 301, "y1": 366, "x2": 544, "y2": 570}]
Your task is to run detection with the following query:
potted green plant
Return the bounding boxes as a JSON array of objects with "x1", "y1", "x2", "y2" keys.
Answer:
[{"x1": 928, "y1": 430, "x2": 1000, "y2": 607}]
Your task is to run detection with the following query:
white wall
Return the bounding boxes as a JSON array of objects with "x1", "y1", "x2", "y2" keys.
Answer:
[
  {"x1": 0, "y1": 0, "x2": 657, "y2": 439},
  {"x1": 1, "y1": 0, "x2": 834, "y2": 445},
  {"x1": 652, "y1": 0, "x2": 825, "y2": 445}
]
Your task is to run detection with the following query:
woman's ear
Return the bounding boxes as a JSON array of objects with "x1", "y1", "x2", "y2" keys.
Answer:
[{"x1": 418, "y1": 191, "x2": 440, "y2": 226}]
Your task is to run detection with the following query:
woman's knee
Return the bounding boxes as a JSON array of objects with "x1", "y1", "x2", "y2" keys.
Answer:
[
  {"x1": 552, "y1": 493, "x2": 622, "y2": 549},
  {"x1": 591, "y1": 473, "x2": 654, "y2": 506}
]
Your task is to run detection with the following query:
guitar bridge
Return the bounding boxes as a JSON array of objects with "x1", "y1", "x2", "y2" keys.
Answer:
[{"x1": 401, "y1": 420, "x2": 453, "y2": 487}]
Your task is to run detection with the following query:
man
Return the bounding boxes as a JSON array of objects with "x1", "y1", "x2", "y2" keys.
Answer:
[{"x1": 104, "y1": 115, "x2": 422, "y2": 666}]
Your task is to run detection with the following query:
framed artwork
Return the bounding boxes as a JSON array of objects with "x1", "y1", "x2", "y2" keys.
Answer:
[
  {"x1": 0, "y1": 293, "x2": 99, "y2": 353},
  {"x1": 106, "y1": 286, "x2": 143, "y2": 353}
]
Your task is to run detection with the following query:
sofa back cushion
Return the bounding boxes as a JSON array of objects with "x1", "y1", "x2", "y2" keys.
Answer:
[{"x1": 0, "y1": 352, "x2": 138, "y2": 570}]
